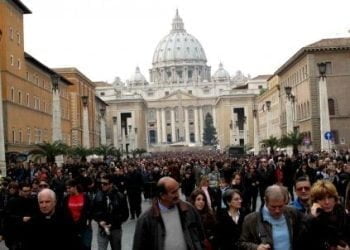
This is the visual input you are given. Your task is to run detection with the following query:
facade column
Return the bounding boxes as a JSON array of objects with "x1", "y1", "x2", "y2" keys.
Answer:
[
  {"x1": 112, "y1": 116, "x2": 118, "y2": 149},
  {"x1": 156, "y1": 109, "x2": 162, "y2": 144},
  {"x1": 184, "y1": 107, "x2": 190, "y2": 143},
  {"x1": 100, "y1": 108, "x2": 106, "y2": 145},
  {"x1": 253, "y1": 109, "x2": 259, "y2": 155},
  {"x1": 194, "y1": 107, "x2": 199, "y2": 143},
  {"x1": 199, "y1": 107, "x2": 204, "y2": 141},
  {"x1": 161, "y1": 108, "x2": 167, "y2": 143},
  {"x1": 171, "y1": 108, "x2": 176, "y2": 143},
  {"x1": 212, "y1": 106, "x2": 217, "y2": 128},
  {"x1": 82, "y1": 96, "x2": 90, "y2": 148},
  {"x1": 319, "y1": 76, "x2": 331, "y2": 151},
  {"x1": 51, "y1": 75, "x2": 63, "y2": 166},
  {"x1": 0, "y1": 67, "x2": 6, "y2": 176}
]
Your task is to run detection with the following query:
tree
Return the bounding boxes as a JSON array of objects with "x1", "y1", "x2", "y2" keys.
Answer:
[
  {"x1": 202, "y1": 113, "x2": 218, "y2": 145},
  {"x1": 260, "y1": 136, "x2": 279, "y2": 155},
  {"x1": 29, "y1": 141, "x2": 68, "y2": 164},
  {"x1": 93, "y1": 144, "x2": 121, "y2": 161},
  {"x1": 280, "y1": 131, "x2": 303, "y2": 156},
  {"x1": 68, "y1": 145, "x2": 92, "y2": 163}
]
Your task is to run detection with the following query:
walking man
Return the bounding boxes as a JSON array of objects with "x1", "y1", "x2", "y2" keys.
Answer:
[{"x1": 133, "y1": 176, "x2": 205, "y2": 250}]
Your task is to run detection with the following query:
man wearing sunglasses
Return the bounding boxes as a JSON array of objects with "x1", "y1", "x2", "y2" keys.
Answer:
[
  {"x1": 290, "y1": 176, "x2": 311, "y2": 214},
  {"x1": 92, "y1": 174, "x2": 129, "y2": 250}
]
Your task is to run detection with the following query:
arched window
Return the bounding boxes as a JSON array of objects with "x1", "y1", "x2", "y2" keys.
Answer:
[{"x1": 328, "y1": 98, "x2": 335, "y2": 115}]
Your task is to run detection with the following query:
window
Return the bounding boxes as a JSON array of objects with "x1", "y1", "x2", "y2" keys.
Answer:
[
  {"x1": 188, "y1": 90, "x2": 192, "y2": 94},
  {"x1": 100, "y1": 92, "x2": 105, "y2": 96},
  {"x1": 149, "y1": 130, "x2": 156, "y2": 144},
  {"x1": 19, "y1": 130, "x2": 22, "y2": 143},
  {"x1": 325, "y1": 62, "x2": 332, "y2": 74},
  {"x1": 190, "y1": 133, "x2": 195, "y2": 143},
  {"x1": 188, "y1": 70, "x2": 193, "y2": 79},
  {"x1": 11, "y1": 87, "x2": 15, "y2": 101},
  {"x1": 328, "y1": 98, "x2": 335, "y2": 115},
  {"x1": 9, "y1": 27, "x2": 13, "y2": 40},
  {"x1": 26, "y1": 93, "x2": 30, "y2": 107},
  {"x1": 18, "y1": 91, "x2": 22, "y2": 104},
  {"x1": 17, "y1": 32, "x2": 20, "y2": 44},
  {"x1": 331, "y1": 130, "x2": 339, "y2": 144},
  {"x1": 165, "y1": 91, "x2": 169, "y2": 96},
  {"x1": 12, "y1": 129, "x2": 15, "y2": 143},
  {"x1": 10, "y1": 55, "x2": 14, "y2": 66},
  {"x1": 26, "y1": 72, "x2": 29, "y2": 80},
  {"x1": 27, "y1": 128, "x2": 31, "y2": 144},
  {"x1": 17, "y1": 59, "x2": 21, "y2": 69}
]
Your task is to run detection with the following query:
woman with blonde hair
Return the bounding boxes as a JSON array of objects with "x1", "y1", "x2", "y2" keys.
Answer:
[{"x1": 302, "y1": 180, "x2": 350, "y2": 250}]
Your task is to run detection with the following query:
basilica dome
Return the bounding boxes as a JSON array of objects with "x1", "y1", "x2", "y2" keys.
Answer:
[
  {"x1": 152, "y1": 10, "x2": 207, "y2": 67},
  {"x1": 128, "y1": 66, "x2": 148, "y2": 86},
  {"x1": 212, "y1": 63, "x2": 230, "y2": 81}
]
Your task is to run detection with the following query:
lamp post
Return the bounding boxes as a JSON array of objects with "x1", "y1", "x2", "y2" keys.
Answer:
[
  {"x1": 81, "y1": 95, "x2": 90, "y2": 148},
  {"x1": 0, "y1": 29, "x2": 7, "y2": 176},
  {"x1": 317, "y1": 62, "x2": 331, "y2": 152},
  {"x1": 285, "y1": 86, "x2": 294, "y2": 156},
  {"x1": 253, "y1": 108, "x2": 259, "y2": 155},
  {"x1": 51, "y1": 73, "x2": 64, "y2": 166},
  {"x1": 265, "y1": 101, "x2": 271, "y2": 140},
  {"x1": 100, "y1": 108, "x2": 106, "y2": 145}
]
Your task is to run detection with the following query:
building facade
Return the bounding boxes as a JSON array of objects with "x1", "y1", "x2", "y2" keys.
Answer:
[
  {"x1": 96, "y1": 11, "x2": 265, "y2": 153},
  {"x1": 258, "y1": 38, "x2": 350, "y2": 151}
]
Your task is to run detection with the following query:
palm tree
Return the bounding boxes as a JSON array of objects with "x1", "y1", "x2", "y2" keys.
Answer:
[
  {"x1": 280, "y1": 131, "x2": 303, "y2": 156},
  {"x1": 260, "y1": 136, "x2": 280, "y2": 155},
  {"x1": 68, "y1": 145, "x2": 92, "y2": 163},
  {"x1": 93, "y1": 144, "x2": 121, "y2": 161},
  {"x1": 29, "y1": 141, "x2": 68, "y2": 164}
]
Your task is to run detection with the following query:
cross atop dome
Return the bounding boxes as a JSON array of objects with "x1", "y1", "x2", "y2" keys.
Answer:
[{"x1": 171, "y1": 9, "x2": 185, "y2": 33}]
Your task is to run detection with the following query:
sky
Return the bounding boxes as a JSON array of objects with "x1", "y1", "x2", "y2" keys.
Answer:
[{"x1": 23, "y1": 0, "x2": 350, "y2": 83}]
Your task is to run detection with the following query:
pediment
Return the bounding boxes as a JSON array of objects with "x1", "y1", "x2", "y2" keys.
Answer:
[{"x1": 159, "y1": 90, "x2": 196, "y2": 101}]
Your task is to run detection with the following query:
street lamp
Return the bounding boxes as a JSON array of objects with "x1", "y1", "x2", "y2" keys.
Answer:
[
  {"x1": 252, "y1": 109, "x2": 257, "y2": 117},
  {"x1": 285, "y1": 86, "x2": 292, "y2": 98},
  {"x1": 81, "y1": 95, "x2": 88, "y2": 106},
  {"x1": 318, "y1": 62, "x2": 327, "y2": 79},
  {"x1": 100, "y1": 107, "x2": 106, "y2": 118},
  {"x1": 51, "y1": 74, "x2": 60, "y2": 91}
]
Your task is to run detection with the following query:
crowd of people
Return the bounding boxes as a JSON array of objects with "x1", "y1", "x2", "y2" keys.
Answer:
[{"x1": 0, "y1": 150, "x2": 349, "y2": 250}]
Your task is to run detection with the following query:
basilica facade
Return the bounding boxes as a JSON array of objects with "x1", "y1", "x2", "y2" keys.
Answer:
[{"x1": 96, "y1": 10, "x2": 268, "y2": 152}]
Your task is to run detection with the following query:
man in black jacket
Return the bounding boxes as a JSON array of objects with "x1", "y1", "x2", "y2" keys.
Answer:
[{"x1": 92, "y1": 174, "x2": 129, "y2": 250}]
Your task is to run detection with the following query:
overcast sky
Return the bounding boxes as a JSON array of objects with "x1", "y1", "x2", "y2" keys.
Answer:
[{"x1": 23, "y1": 0, "x2": 349, "y2": 83}]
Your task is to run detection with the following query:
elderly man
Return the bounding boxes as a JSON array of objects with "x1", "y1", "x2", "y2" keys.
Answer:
[
  {"x1": 26, "y1": 188, "x2": 76, "y2": 250},
  {"x1": 239, "y1": 185, "x2": 304, "y2": 250},
  {"x1": 133, "y1": 176, "x2": 205, "y2": 250}
]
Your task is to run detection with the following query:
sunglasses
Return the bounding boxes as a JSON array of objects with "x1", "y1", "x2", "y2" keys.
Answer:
[
  {"x1": 296, "y1": 186, "x2": 310, "y2": 192},
  {"x1": 101, "y1": 182, "x2": 110, "y2": 186},
  {"x1": 39, "y1": 184, "x2": 49, "y2": 188}
]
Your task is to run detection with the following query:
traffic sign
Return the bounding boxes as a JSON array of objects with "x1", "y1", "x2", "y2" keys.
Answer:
[{"x1": 324, "y1": 131, "x2": 333, "y2": 141}]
